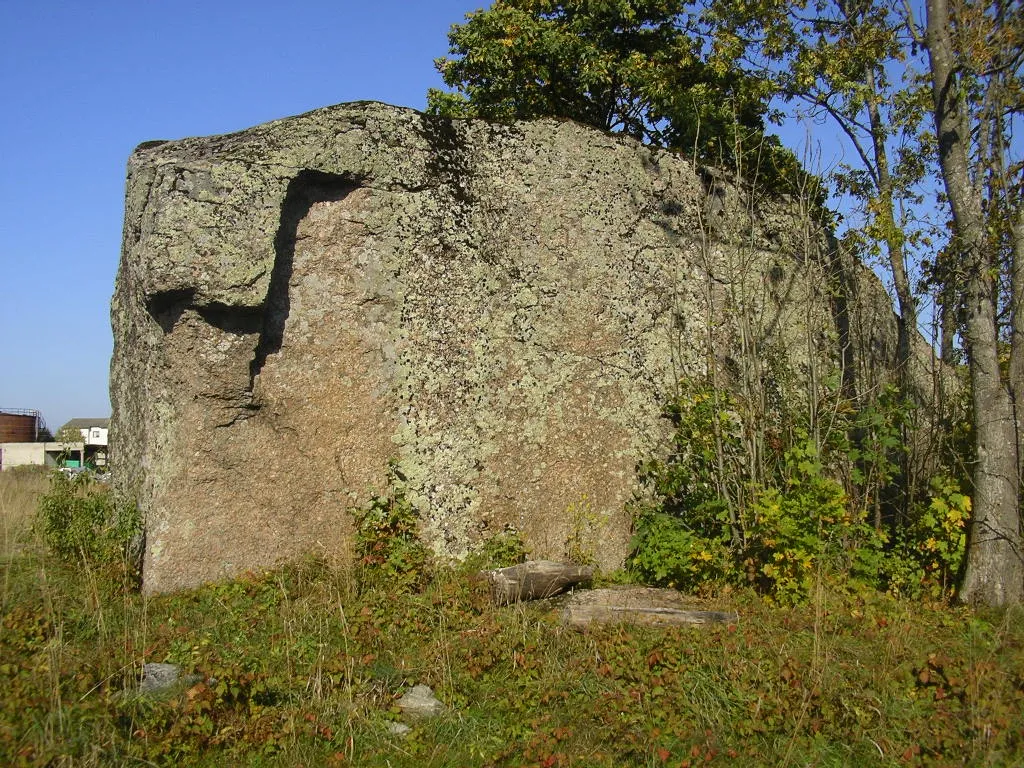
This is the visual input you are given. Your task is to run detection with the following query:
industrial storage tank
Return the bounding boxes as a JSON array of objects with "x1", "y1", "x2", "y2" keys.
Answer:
[{"x1": 0, "y1": 409, "x2": 43, "y2": 442}]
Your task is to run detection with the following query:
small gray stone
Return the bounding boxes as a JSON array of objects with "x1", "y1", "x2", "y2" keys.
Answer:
[
  {"x1": 138, "y1": 663, "x2": 183, "y2": 694},
  {"x1": 387, "y1": 721, "x2": 413, "y2": 736},
  {"x1": 396, "y1": 684, "x2": 445, "y2": 720}
]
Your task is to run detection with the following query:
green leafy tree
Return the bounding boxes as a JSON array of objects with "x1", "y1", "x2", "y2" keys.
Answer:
[
  {"x1": 55, "y1": 424, "x2": 83, "y2": 444},
  {"x1": 428, "y1": 0, "x2": 794, "y2": 177}
]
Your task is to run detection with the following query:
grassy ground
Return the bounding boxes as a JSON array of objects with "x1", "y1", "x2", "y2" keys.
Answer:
[
  {"x1": 1, "y1": 471, "x2": 1023, "y2": 767},
  {"x1": 0, "y1": 466, "x2": 49, "y2": 559}
]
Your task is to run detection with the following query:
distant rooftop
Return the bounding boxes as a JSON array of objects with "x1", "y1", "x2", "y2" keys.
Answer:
[{"x1": 60, "y1": 418, "x2": 110, "y2": 432}]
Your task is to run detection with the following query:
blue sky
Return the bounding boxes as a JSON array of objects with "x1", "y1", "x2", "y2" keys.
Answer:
[{"x1": 0, "y1": 0, "x2": 481, "y2": 432}]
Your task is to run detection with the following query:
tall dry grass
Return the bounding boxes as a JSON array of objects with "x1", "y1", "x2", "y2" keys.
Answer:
[{"x1": 0, "y1": 465, "x2": 49, "y2": 558}]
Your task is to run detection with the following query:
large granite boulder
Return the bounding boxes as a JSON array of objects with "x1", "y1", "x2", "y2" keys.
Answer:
[{"x1": 112, "y1": 101, "x2": 908, "y2": 592}]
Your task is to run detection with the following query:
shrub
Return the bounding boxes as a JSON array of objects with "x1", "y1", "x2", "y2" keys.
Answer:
[
  {"x1": 350, "y1": 489, "x2": 428, "y2": 591},
  {"x1": 5, "y1": 464, "x2": 49, "y2": 479},
  {"x1": 629, "y1": 382, "x2": 888, "y2": 602},
  {"x1": 468, "y1": 528, "x2": 529, "y2": 570},
  {"x1": 564, "y1": 494, "x2": 602, "y2": 565},
  {"x1": 883, "y1": 475, "x2": 969, "y2": 599},
  {"x1": 36, "y1": 470, "x2": 141, "y2": 571},
  {"x1": 745, "y1": 442, "x2": 884, "y2": 602},
  {"x1": 636, "y1": 382, "x2": 745, "y2": 520},
  {"x1": 628, "y1": 512, "x2": 731, "y2": 591}
]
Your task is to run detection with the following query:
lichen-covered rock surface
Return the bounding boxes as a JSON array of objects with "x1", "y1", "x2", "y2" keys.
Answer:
[{"x1": 112, "y1": 101, "x2": 905, "y2": 592}]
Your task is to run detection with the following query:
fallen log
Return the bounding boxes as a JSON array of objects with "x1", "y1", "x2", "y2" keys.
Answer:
[
  {"x1": 484, "y1": 560, "x2": 595, "y2": 604},
  {"x1": 561, "y1": 587, "x2": 738, "y2": 629}
]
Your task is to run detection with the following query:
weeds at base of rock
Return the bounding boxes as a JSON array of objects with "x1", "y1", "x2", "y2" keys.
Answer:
[{"x1": 3, "y1": 471, "x2": 1023, "y2": 767}]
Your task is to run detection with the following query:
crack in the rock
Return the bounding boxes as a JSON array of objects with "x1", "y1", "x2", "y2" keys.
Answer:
[{"x1": 248, "y1": 169, "x2": 361, "y2": 391}]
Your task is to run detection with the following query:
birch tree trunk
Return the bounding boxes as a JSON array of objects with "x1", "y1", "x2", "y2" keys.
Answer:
[{"x1": 926, "y1": 0, "x2": 1023, "y2": 605}]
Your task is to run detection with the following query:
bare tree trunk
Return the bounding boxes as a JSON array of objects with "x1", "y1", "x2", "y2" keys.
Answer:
[
  {"x1": 938, "y1": 263, "x2": 958, "y2": 365},
  {"x1": 926, "y1": 0, "x2": 1023, "y2": 605},
  {"x1": 865, "y1": 67, "x2": 918, "y2": 381},
  {"x1": 864, "y1": 66, "x2": 917, "y2": 523}
]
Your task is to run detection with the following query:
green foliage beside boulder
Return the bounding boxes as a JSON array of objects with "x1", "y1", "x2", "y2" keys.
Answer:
[
  {"x1": 351, "y1": 488, "x2": 429, "y2": 592},
  {"x1": 629, "y1": 380, "x2": 967, "y2": 603},
  {"x1": 36, "y1": 471, "x2": 141, "y2": 574},
  {"x1": 884, "y1": 475, "x2": 969, "y2": 600},
  {"x1": 467, "y1": 529, "x2": 530, "y2": 571}
]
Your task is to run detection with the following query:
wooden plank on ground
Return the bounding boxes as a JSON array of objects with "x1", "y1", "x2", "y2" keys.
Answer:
[
  {"x1": 484, "y1": 560, "x2": 595, "y2": 604},
  {"x1": 561, "y1": 587, "x2": 737, "y2": 629}
]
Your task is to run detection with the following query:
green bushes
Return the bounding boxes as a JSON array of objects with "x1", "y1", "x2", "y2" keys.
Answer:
[
  {"x1": 467, "y1": 529, "x2": 529, "y2": 570},
  {"x1": 630, "y1": 383, "x2": 745, "y2": 593},
  {"x1": 743, "y1": 450, "x2": 884, "y2": 601},
  {"x1": 629, "y1": 380, "x2": 966, "y2": 602},
  {"x1": 630, "y1": 441, "x2": 882, "y2": 602},
  {"x1": 628, "y1": 512, "x2": 731, "y2": 590},
  {"x1": 351, "y1": 489, "x2": 429, "y2": 591},
  {"x1": 884, "y1": 475, "x2": 969, "y2": 599},
  {"x1": 35, "y1": 471, "x2": 140, "y2": 572}
]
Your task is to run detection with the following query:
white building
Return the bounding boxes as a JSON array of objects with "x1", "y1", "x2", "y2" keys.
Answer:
[{"x1": 59, "y1": 418, "x2": 109, "y2": 467}]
